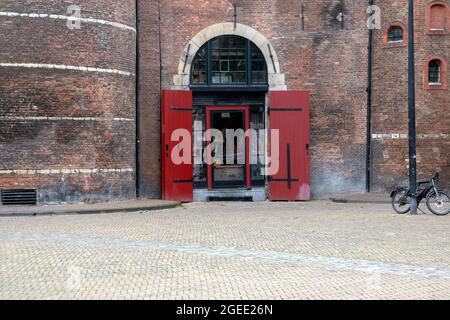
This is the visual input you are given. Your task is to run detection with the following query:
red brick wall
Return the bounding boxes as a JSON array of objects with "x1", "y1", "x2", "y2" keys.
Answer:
[
  {"x1": 137, "y1": 0, "x2": 163, "y2": 199},
  {"x1": 372, "y1": 0, "x2": 450, "y2": 191},
  {"x1": 0, "y1": 0, "x2": 137, "y2": 204},
  {"x1": 3, "y1": 1, "x2": 446, "y2": 203}
]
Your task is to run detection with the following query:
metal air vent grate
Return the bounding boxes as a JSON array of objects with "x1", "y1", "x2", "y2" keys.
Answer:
[{"x1": 1, "y1": 189, "x2": 37, "y2": 206}]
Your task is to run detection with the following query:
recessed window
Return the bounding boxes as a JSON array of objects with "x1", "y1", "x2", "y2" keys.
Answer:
[
  {"x1": 430, "y1": 4, "x2": 446, "y2": 30},
  {"x1": 383, "y1": 23, "x2": 407, "y2": 47},
  {"x1": 426, "y1": 2, "x2": 448, "y2": 34},
  {"x1": 191, "y1": 36, "x2": 268, "y2": 87},
  {"x1": 424, "y1": 56, "x2": 447, "y2": 90},
  {"x1": 428, "y1": 60, "x2": 441, "y2": 84},
  {"x1": 388, "y1": 26, "x2": 404, "y2": 42}
]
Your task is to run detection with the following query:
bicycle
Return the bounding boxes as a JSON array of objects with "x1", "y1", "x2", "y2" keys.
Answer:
[{"x1": 390, "y1": 172, "x2": 450, "y2": 216}]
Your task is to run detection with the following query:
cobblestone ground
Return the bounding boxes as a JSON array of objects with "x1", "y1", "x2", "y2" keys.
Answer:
[{"x1": 0, "y1": 201, "x2": 449, "y2": 300}]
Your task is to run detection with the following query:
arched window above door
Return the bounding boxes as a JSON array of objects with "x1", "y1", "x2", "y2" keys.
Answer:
[{"x1": 191, "y1": 36, "x2": 268, "y2": 87}]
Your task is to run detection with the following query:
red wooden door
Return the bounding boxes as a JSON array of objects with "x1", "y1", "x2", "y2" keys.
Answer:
[
  {"x1": 268, "y1": 91, "x2": 310, "y2": 201},
  {"x1": 162, "y1": 90, "x2": 193, "y2": 202}
]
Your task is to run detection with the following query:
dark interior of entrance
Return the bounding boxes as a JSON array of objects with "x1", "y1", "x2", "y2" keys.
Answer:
[
  {"x1": 192, "y1": 92, "x2": 266, "y2": 190},
  {"x1": 210, "y1": 110, "x2": 246, "y2": 188}
]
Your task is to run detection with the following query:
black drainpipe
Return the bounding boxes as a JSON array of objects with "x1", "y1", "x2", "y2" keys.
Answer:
[
  {"x1": 366, "y1": 0, "x2": 374, "y2": 193},
  {"x1": 135, "y1": 0, "x2": 141, "y2": 198},
  {"x1": 158, "y1": 0, "x2": 164, "y2": 199},
  {"x1": 158, "y1": 0, "x2": 163, "y2": 95}
]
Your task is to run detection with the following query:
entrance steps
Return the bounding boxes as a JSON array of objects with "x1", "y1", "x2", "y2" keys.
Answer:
[{"x1": 193, "y1": 187, "x2": 267, "y2": 202}]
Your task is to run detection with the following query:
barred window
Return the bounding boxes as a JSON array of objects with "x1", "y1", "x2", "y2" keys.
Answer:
[
  {"x1": 428, "y1": 60, "x2": 441, "y2": 84},
  {"x1": 388, "y1": 26, "x2": 404, "y2": 42}
]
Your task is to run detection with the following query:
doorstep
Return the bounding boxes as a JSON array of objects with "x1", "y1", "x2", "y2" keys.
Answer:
[{"x1": 193, "y1": 187, "x2": 267, "y2": 202}]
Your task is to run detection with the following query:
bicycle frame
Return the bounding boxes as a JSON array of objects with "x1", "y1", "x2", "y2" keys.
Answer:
[
  {"x1": 390, "y1": 173, "x2": 440, "y2": 205},
  {"x1": 416, "y1": 183, "x2": 433, "y2": 204},
  {"x1": 391, "y1": 172, "x2": 449, "y2": 215}
]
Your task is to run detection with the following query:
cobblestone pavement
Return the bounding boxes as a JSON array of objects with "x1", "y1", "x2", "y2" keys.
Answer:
[{"x1": 1, "y1": 201, "x2": 449, "y2": 300}]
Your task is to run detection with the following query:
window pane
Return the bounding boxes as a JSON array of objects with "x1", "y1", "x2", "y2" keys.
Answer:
[
  {"x1": 212, "y1": 72, "x2": 221, "y2": 84},
  {"x1": 210, "y1": 36, "x2": 247, "y2": 84},
  {"x1": 429, "y1": 60, "x2": 441, "y2": 83},
  {"x1": 250, "y1": 107, "x2": 266, "y2": 185},
  {"x1": 191, "y1": 45, "x2": 207, "y2": 84},
  {"x1": 211, "y1": 38, "x2": 220, "y2": 49},
  {"x1": 211, "y1": 60, "x2": 220, "y2": 71},
  {"x1": 191, "y1": 36, "x2": 268, "y2": 86},
  {"x1": 251, "y1": 43, "x2": 267, "y2": 84}
]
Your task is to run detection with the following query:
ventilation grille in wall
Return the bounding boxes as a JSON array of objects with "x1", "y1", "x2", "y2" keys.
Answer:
[{"x1": 1, "y1": 189, "x2": 37, "y2": 206}]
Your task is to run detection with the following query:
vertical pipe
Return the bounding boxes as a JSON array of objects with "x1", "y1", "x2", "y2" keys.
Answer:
[
  {"x1": 408, "y1": 0, "x2": 418, "y2": 214},
  {"x1": 366, "y1": 0, "x2": 374, "y2": 193},
  {"x1": 158, "y1": 0, "x2": 164, "y2": 199},
  {"x1": 135, "y1": 0, "x2": 141, "y2": 198},
  {"x1": 301, "y1": 3, "x2": 305, "y2": 31}
]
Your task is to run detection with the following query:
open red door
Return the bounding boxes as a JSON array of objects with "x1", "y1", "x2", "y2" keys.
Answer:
[
  {"x1": 162, "y1": 90, "x2": 193, "y2": 202},
  {"x1": 269, "y1": 91, "x2": 310, "y2": 201}
]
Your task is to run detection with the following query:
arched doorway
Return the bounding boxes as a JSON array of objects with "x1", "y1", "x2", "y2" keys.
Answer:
[
  {"x1": 162, "y1": 24, "x2": 310, "y2": 203},
  {"x1": 189, "y1": 35, "x2": 269, "y2": 201}
]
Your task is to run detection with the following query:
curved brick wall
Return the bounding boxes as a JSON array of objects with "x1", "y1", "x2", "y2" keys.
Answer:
[{"x1": 0, "y1": 0, "x2": 137, "y2": 204}]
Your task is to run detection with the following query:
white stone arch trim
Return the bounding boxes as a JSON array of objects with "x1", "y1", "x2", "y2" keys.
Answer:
[{"x1": 173, "y1": 22, "x2": 287, "y2": 90}]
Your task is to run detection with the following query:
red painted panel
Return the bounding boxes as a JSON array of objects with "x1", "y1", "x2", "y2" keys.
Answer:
[
  {"x1": 162, "y1": 90, "x2": 193, "y2": 202},
  {"x1": 268, "y1": 91, "x2": 310, "y2": 201}
]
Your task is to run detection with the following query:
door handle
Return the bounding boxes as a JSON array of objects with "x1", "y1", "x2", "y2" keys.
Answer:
[{"x1": 165, "y1": 144, "x2": 169, "y2": 158}]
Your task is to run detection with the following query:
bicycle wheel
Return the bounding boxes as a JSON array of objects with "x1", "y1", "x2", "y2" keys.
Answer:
[
  {"x1": 391, "y1": 188, "x2": 411, "y2": 214},
  {"x1": 426, "y1": 191, "x2": 450, "y2": 216}
]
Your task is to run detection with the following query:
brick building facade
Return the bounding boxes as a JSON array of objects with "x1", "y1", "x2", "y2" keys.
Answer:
[
  {"x1": 371, "y1": 0, "x2": 449, "y2": 191},
  {"x1": 0, "y1": 0, "x2": 448, "y2": 204}
]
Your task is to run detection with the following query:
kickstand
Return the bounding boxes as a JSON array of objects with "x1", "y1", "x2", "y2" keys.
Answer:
[{"x1": 417, "y1": 206, "x2": 427, "y2": 214}]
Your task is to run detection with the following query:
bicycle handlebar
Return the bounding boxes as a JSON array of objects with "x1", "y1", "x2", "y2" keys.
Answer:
[
  {"x1": 416, "y1": 173, "x2": 439, "y2": 187},
  {"x1": 431, "y1": 172, "x2": 439, "y2": 182}
]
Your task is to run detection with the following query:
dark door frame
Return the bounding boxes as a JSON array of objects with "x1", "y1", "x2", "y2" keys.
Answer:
[{"x1": 205, "y1": 106, "x2": 251, "y2": 190}]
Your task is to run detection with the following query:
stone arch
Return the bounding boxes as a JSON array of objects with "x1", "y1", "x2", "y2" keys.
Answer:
[{"x1": 173, "y1": 22, "x2": 286, "y2": 90}]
